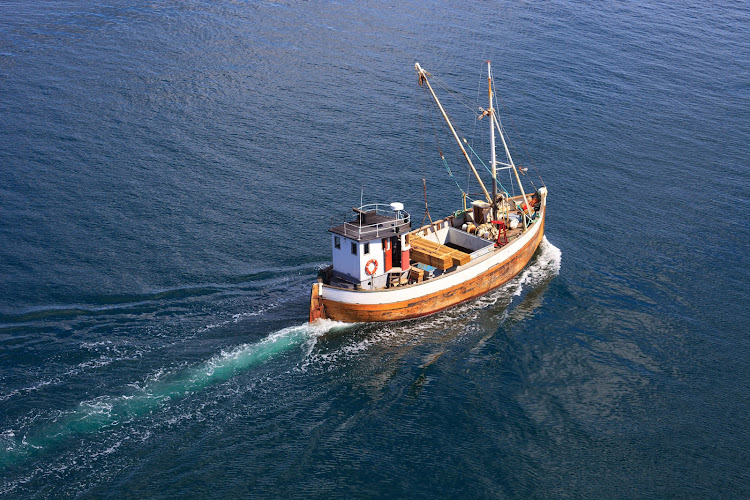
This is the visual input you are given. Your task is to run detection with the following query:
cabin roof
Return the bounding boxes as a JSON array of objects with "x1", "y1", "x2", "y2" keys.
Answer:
[{"x1": 329, "y1": 210, "x2": 411, "y2": 242}]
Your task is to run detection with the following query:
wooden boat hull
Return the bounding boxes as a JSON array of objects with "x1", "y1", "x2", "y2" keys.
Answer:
[{"x1": 310, "y1": 206, "x2": 545, "y2": 323}]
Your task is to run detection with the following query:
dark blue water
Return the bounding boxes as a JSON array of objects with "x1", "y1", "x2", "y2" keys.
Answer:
[{"x1": 2, "y1": 1, "x2": 749, "y2": 497}]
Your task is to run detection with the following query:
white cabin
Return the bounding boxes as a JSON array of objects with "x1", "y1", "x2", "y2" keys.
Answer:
[{"x1": 329, "y1": 203, "x2": 411, "y2": 289}]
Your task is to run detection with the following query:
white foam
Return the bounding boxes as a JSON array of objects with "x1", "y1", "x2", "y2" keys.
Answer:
[
  {"x1": 0, "y1": 320, "x2": 344, "y2": 470},
  {"x1": 469, "y1": 236, "x2": 561, "y2": 307},
  {"x1": 199, "y1": 307, "x2": 272, "y2": 332},
  {"x1": 515, "y1": 236, "x2": 562, "y2": 291}
]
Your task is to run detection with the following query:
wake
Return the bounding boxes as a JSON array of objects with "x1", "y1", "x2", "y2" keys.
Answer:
[{"x1": 0, "y1": 319, "x2": 347, "y2": 467}]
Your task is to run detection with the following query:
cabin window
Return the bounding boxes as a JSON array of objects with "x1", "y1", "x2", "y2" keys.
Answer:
[
  {"x1": 334, "y1": 236, "x2": 340, "y2": 249},
  {"x1": 351, "y1": 242, "x2": 357, "y2": 255},
  {"x1": 364, "y1": 243, "x2": 370, "y2": 254}
]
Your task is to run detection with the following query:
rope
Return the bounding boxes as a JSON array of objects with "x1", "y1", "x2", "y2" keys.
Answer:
[
  {"x1": 423, "y1": 86, "x2": 473, "y2": 199},
  {"x1": 421, "y1": 178, "x2": 433, "y2": 228},
  {"x1": 417, "y1": 66, "x2": 539, "y2": 226},
  {"x1": 463, "y1": 141, "x2": 511, "y2": 197},
  {"x1": 423, "y1": 82, "x2": 524, "y2": 212},
  {"x1": 431, "y1": 75, "x2": 479, "y2": 115},
  {"x1": 493, "y1": 83, "x2": 545, "y2": 188},
  {"x1": 464, "y1": 141, "x2": 532, "y2": 218},
  {"x1": 441, "y1": 154, "x2": 468, "y2": 196}
]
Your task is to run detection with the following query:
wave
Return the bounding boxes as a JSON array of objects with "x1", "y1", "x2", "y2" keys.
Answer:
[
  {"x1": 0, "y1": 262, "x2": 328, "y2": 327},
  {"x1": 0, "y1": 267, "x2": 319, "y2": 405}
]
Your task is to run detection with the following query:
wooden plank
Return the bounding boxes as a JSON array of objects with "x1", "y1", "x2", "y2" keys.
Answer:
[
  {"x1": 412, "y1": 236, "x2": 471, "y2": 268},
  {"x1": 411, "y1": 238, "x2": 449, "y2": 255},
  {"x1": 410, "y1": 247, "x2": 453, "y2": 270},
  {"x1": 411, "y1": 238, "x2": 451, "y2": 255},
  {"x1": 408, "y1": 267, "x2": 425, "y2": 283},
  {"x1": 450, "y1": 251, "x2": 471, "y2": 267},
  {"x1": 411, "y1": 237, "x2": 441, "y2": 249}
]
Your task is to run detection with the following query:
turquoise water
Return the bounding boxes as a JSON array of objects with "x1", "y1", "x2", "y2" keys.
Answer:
[{"x1": 1, "y1": 1, "x2": 749, "y2": 497}]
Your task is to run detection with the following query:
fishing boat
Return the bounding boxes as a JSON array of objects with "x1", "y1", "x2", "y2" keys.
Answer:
[{"x1": 309, "y1": 62, "x2": 548, "y2": 323}]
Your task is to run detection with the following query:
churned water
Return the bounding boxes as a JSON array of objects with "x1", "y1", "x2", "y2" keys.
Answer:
[{"x1": 1, "y1": 1, "x2": 748, "y2": 497}]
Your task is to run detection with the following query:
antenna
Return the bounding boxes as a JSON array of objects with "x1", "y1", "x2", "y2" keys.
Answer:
[
  {"x1": 421, "y1": 178, "x2": 433, "y2": 227},
  {"x1": 358, "y1": 183, "x2": 364, "y2": 229}
]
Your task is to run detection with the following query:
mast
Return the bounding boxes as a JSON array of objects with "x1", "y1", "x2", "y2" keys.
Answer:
[
  {"x1": 487, "y1": 61, "x2": 498, "y2": 218},
  {"x1": 415, "y1": 62, "x2": 491, "y2": 204}
]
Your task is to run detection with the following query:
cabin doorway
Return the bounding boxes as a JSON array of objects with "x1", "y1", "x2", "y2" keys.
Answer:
[
  {"x1": 383, "y1": 238, "x2": 392, "y2": 271},
  {"x1": 392, "y1": 236, "x2": 401, "y2": 268},
  {"x1": 383, "y1": 236, "x2": 401, "y2": 271}
]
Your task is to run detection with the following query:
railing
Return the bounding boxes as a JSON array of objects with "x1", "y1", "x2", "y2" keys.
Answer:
[{"x1": 329, "y1": 203, "x2": 411, "y2": 240}]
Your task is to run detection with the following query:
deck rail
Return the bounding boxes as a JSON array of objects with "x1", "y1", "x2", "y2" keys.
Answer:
[{"x1": 329, "y1": 203, "x2": 411, "y2": 240}]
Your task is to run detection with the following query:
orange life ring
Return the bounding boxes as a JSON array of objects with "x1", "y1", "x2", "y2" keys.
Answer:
[{"x1": 364, "y1": 259, "x2": 378, "y2": 276}]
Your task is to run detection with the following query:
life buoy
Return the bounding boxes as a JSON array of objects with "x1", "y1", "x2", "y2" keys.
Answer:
[{"x1": 364, "y1": 259, "x2": 378, "y2": 276}]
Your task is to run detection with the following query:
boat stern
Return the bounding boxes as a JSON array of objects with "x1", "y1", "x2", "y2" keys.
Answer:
[{"x1": 309, "y1": 282, "x2": 327, "y2": 322}]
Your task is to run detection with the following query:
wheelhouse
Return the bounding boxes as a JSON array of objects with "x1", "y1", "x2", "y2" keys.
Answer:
[{"x1": 328, "y1": 203, "x2": 411, "y2": 289}]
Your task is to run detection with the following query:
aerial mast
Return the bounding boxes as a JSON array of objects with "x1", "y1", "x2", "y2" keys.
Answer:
[
  {"x1": 492, "y1": 113, "x2": 532, "y2": 221},
  {"x1": 487, "y1": 61, "x2": 498, "y2": 218}
]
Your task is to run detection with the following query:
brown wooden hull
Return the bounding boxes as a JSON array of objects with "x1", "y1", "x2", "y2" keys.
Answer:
[{"x1": 318, "y1": 217, "x2": 545, "y2": 323}]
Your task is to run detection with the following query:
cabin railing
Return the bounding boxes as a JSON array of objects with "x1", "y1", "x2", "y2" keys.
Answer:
[{"x1": 329, "y1": 203, "x2": 411, "y2": 240}]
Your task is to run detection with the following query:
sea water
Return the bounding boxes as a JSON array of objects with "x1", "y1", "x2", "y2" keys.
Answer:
[{"x1": 1, "y1": 1, "x2": 748, "y2": 497}]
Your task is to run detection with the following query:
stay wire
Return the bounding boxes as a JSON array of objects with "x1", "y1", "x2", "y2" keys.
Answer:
[
  {"x1": 424, "y1": 89, "x2": 470, "y2": 198},
  {"x1": 431, "y1": 74, "x2": 479, "y2": 116},
  {"x1": 493, "y1": 82, "x2": 545, "y2": 187}
]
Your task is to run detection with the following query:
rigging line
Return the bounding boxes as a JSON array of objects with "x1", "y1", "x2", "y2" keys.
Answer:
[
  {"x1": 468, "y1": 154, "x2": 528, "y2": 215},
  {"x1": 422, "y1": 76, "x2": 490, "y2": 200},
  {"x1": 431, "y1": 75, "x2": 479, "y2": 115},
  {"x1": 423, "y1": 86, "x2": 467, "y2": 198},
  {"x1": 442, "y1": 155, "x2": 468, "y2": 196},
  {"x1": 467, "y1": 147, "x2": 527, "y2": 215},
  {"x1": 490, "y1": 83, "x2": 538, "y2": 192},
  {"x1": 426, "y1": 87, "x2": 474, "y2": 196},
  {"x1": 425, "y1": 70, "x2": 485, "y2": 196},
  {"x1": 421, "y1": 81, "x2": 467, "y2": 201},
  {"x1": 464, "y1": 141, "x2": 513, "y2": 198},
  {"x1": 440, "y1": 105, "x2": 490, "y2": 196},
  {"x1": 493, "y1": 82, "x2": 545, "y2": 187},
  {"x1": 424, "y1": 89, "x2": 445, "y2": 160},
  {"x1": 432, "y1": 75, "x2": 475, "y2": 110},
  {"x1": 421, "y1": 178, "x2": 434, "y2": 228}
]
